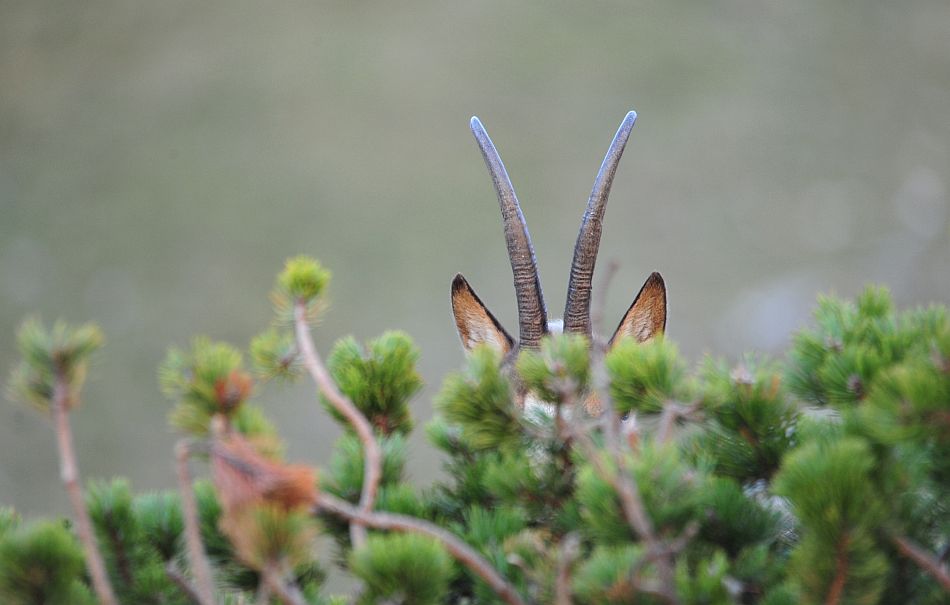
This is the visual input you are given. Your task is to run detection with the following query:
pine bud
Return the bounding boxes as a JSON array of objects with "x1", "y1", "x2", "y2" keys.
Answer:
[
  {"x1": 213, "y1": 369, "x2": 254, "y2": 413},
  {"x1": 8, "y1": 319, "x2": 103, "y2": 413},
  {"x1": 277, "y1": 256, "x2": 331, "y2": 303}
]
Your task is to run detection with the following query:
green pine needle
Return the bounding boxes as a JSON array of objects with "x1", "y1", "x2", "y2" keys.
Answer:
[
  {"x1": 0, "y1": 520, "x2": 88, "y2": 605},
  {"x1": 7, "y1": 318, "x2": 103, "y2": 412},
  {"x1": 516, "y1": 333, "x2": 591, "y2": 405},
  {"x1": 325, "y1": 433, "x2": 407, "y2": 502},
  {"x1": 249, "y1": 328, "x2": 302, "y2": 381},
  {"x1": 277, "y1": 256, "x2": 331, "y2": 303},
  {"x1": 324, "y1": 331, "x2": 422, "y2": 435},
  {"x1": 606, "y1": 337, "x2": 688, "y2": 415},
  {"x1": 435, "y1": 345, "x2": 521, "y2": 451},
  {"x1": 349, "y1": 533, "x2": 453, "y2": 605},
  {"x1": 572, "y1": 544, "x2": 647, "y2": 605}
]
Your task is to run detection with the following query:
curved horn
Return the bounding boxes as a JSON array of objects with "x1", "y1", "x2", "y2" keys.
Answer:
[
  {"x1": 470, "y1": 116, "x2": 548, "y2": 349},
  {"x1": 563, "y1": 111, "x2": 637, "y2": 336}
]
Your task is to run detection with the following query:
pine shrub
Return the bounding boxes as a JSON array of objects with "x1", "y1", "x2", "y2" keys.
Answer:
[{"x1": 2, "y1": 257, "x2": 948, "y2": 604}]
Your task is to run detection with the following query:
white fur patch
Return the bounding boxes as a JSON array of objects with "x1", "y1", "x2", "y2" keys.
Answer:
[{"x1": 466, "y1": 323, "x2": 508, "y2": 352}]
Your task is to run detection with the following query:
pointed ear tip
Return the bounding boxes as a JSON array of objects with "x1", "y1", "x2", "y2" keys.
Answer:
[
  {"x1": 645, "y1": 272, "x2": 667, "y2": 303},
  {"x1": 451, "y1": 273, "x2": 468, "y2": 290}
]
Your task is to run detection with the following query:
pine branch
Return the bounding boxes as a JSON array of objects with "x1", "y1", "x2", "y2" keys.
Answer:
[
  {"x1": 103, "y1": 509, "x2": 135, "y2": 587},
  {"x1": 51, "y1": 369, "x2": 118, "y2": 605},
  {"x1": 891, "y1": 534, "x2": 950, "y2": 592},
  {"x1": 255, "y1": 581, "x2": 272, "y2": 605},
  {"x1": 175, "y1": 440, "x2": 217, "y2": 605},
  {"x1": 825, "y1": 533, "x2": 849, "y2": 605},
  {"x1": 585, "y1": 346, "x2": 679, "y2": 604},
  {"x1": 165, "y1": 560, "x2": 206, "y2": 605},
  {"x1": 262, "y1": 563, "x2": 307, "y2": 605},
  {"x1": 585, "y1": 343, "x2": 658, "y2": 546},
  {"x1": 555, "y1": 533, "x2": 581, "y2": 605},
  {"x1": 656, "y1": 402, "x2": 700, "y2": 445},
  {"x1": 294, "y1": 300, "x2": 381, "y2": 550},
  {"x1": 315, "y1": 492, "x2": 528, "y2": 605}
]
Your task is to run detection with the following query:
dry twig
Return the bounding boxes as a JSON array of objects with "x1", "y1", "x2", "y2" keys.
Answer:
[
  {"x1": 555, "y1": 533, "x2": 581, "y2": 605},
  {"x1": 656, "y1": 402, "x2": 700, "y2": 445},
  {"x1": 576, "y1": 347, "x2": 680, "y2": 604},
  {"x1": 51, "y1": 371, "x2": 118, "y2": 605},
  {"x1": 891, "y1": 534, "x2": 950, "y2": 592},
  {"x1": 293, "y1": 300, "x2": 382, "y2": 549},
  {"x1": 315, "y1": 492, "x2": 528, "y2": 605},
  {"x1": 165, "y1": 560, "x2": 206, "y2": 605},
  {"x1": 262, "y1": 564, "x2": 307, "y2": 605},
  {"x1": 175, "y1": 440, "x2": 217, "y2": 605}
]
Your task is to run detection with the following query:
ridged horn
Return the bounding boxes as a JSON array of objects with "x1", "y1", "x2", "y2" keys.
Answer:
[
  {"x1": 563, "y1": 111, "x2": 637, "y2": 336},
  {"x1": 470, "y1": 116, "x2": 548, "y2": 349}
]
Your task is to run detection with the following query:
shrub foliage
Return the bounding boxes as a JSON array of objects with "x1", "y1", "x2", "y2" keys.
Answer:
[{"x1": 3, "y1": 257, "x2": 949, "y2": 604}]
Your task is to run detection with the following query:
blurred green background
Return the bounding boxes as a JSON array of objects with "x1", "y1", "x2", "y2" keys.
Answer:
[{"x1": 1, "y1": 0, "x2": 948, "y2": 516}]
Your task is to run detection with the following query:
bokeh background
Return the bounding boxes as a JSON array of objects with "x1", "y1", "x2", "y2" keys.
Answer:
[{"x1": 2, "y1": 0, "x2": 948, "y2": 518}]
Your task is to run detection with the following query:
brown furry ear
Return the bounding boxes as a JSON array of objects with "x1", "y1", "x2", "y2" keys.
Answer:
[
  {"x1": 609, "y1": 272, "x2": 667, "y2": 347},
  {"x1": 451, "y1": 274, "x2": 514, "y2": 355}
]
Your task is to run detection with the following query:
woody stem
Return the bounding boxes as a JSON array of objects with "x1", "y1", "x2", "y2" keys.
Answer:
[
  {"x1": 175, "y1": 440, "x2": 217, "y2": 605},
  {"x1": 51, "y1": 370, "x2": 118, "y2": 605},
  {"x1": 294, "y1": 300, "x2": 381, "y2": 550}
]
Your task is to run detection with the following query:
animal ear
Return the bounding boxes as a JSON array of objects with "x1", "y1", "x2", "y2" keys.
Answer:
[
  {"x1": 609, "y1": 272, "x2": 667, "y2": 347},
  {"x1": 451, "y1": 274, "x2": 515, "y2": 355}
]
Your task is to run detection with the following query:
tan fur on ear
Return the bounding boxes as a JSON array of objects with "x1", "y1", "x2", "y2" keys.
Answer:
[
  {"x1": 451, "y1": 274, "x2": 514, "y2": 355},
  {"x1": 609, "y1": 272, "x2": 667, "y2": 347}
]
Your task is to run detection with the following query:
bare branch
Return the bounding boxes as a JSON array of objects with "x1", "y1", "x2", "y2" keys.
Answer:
[
  {"x1": 891, "y1": 534, "x2": 950, "y2": 592},
  {"x1": 165, "y1": 560, "x2": 206, "y2": 605},
  {"x1": 175, "y1": 440, "x2": 217, "y2": 605},
  {"x1": 315, "y1": 492, "x2": 528, "y2": 605},
  {"x1": 254, "y1": 581, "x2": 272, "y2": 605},
  {"x1": 262, "y1": 564, "x2": 307, "y2": 605},
  {"x1": 553, "y1": 419, "x2": 678, "y2": 605},
  {"x1": 573, "y1": 346, "x2": 680, "y2": 604},
  {"x1": 568, "y1": 426, "x2": 657, "y2": 545},
  {"x1": 630, "y1": 520, "x2": 700, "y2": 582},
  {"x1": 656, "y1": 402, "x2": 700, "y2": 445},
  {"x1": 825, "y1": 533, "x2": 849, "y2": 605},
  {"x1": 293, "y1": 300, "x2": 382, "y2": 549},
  {"x1": 580, "y1": 350, "x2": 658, "y2": 547},
  {"x1": 666, "y1": 520, "x2": 701, "y2": 556},
  {"x1": 555, "y1": 533, "x2": 581, "y2": 605},
  {"x1": 51, "y1": 371, "x2": 118, "y2": 605}
]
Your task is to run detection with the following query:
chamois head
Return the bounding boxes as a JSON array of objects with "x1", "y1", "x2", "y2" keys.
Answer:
[{"x1": 451, "y1": 111, "x2": 667, "y2": 404}]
